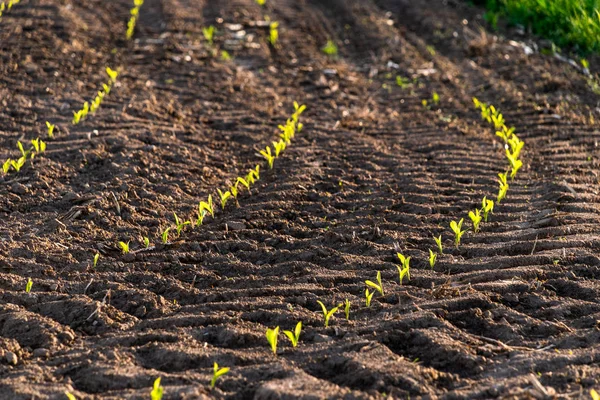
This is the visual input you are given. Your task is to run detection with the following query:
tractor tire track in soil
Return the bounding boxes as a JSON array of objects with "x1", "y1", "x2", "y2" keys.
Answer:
[{"x1": 1, "y1": 0, "x2": 600, "y2": 398}]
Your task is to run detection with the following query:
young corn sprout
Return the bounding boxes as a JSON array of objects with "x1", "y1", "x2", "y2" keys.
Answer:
[
  {"x1": 217, "y1": 189, "x2": 232, "y2": 209},
  {"x1": 469, "y1": 209, "x2": 482, "y2": 234},
  {"x1": 434, "y1": 235, "x2": 443, "y2": 254},
  {"x1": 236, "y1": 176, "x2": 250, "y2": 192},
  {"x1": 344, "y1": 299, "x2": 350, "y2": 320},
  {"x1": 259, "y1": 146, "x2": 275, "y2": 169},
  {"x1": 266, "y1": 326, "x2": 279, "y2": 354},
  {"x1": 93, "y1": 253, "x2": 100, "y2": 268},
  {"x1": 72, "y1": 67, "x2": 119, "y2": 125},
  {"x1": 321, "y1": 40, "x2": 338, "y2": 56},
  {"x1": 396, "y1": 253, "x2": 411, "y2": 285},
  {"x1": 497, "y1": 172, "x2": 509, "y2": 204},
  {"x1": 31, "y1": 138, "x2": 46, "y2": 154},
  {"x1": 429, "y1": 249, "x2": 437, "y2": 269},
  {"x1": 269, "y1": 22, "x2": 279, "y2": 46},
  {"x1": 173, "y1": 212, "x2": 190, "y2": 235},
  {"x1": 365, "y1": 288, "x2": 374, "y2": 307},
  {"x1": 283, "y1": 322, "x2": 302, "y2": 347},
  {"x1": 143, "y1": 237, "x2": 150, "y2": 248},
  {"x1": 256, "y1": 0, "x2": 266, "y2": 5},
  {"x1": 3, "y1": 159, "x2": 11, "y2": 174},
  {"x1": 199, "y1": 195, "x2": 215, "y2": 217},
  {"x1": 365, "y1": 271, "x2": 384, "y2": 296},
  {"x1": 65, "y1": 392, "x2": 77, "y2": 400},
  {"x1": 449, "y1": 219, "x2": 467, "y2": 248},
  {"x1": 272, "y1": 139, "x2": 286, "y2": 157},
  {"x1": 161, "y1": 228, "x2": 171, "y2": 244},
  {"x1": 10, "y1": 157, "x2": 25, "y2": 172},
  {"x1": 46, "y1": 121, "x2": 55, "y2": 138},
  {"x1": 25, "y1": 278, "x2": 33, "y2": 293},
  {"x1": 150, "y1": 377, "x2": 163, "y2": 400},
  {"x1": 203, "y1": 25, "x2": 216, "y2": 46},
  {"x1": 118, "y1": 241, "x2": 130, "y2": 254},
  {"x1": 506, "y1": 148, "x2": 523, "y2": 179},
  {"x1": 482, "y1": 196, "x2": 494, "y2": 222},
  {"x1": 210, "y1": 362, "x2": 230, "y2": 389},
  {"x1": 316, "y1": 300, "x2": 339, "y2": 328}
]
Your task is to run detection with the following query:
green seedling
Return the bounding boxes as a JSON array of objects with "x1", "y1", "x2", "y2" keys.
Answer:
[
  {"x1": 344, "y1": 299, "x2": 350, "y2": 320},
  {"x1": 497, "y1": 172, "x2": 509, "y2": 204},
  {"x1": 482, "y1": 196, "x2": 494, "y2": 222},
  {"x1": 25, "y1": 278, "x2": 32, "y2": 293},
  {"x1": 506, "y1": 149, "x2": 523, "y2": 179},
  {"x1": 266, "y1": 326, "x2": 279, "y2": 354},
  {"x1": 469, "y1": 209, "x2": 482, "y2": 234},
  {"x1": 365, "y1": 288, "x2": 374, "y2": 307},
  {"x1": 217, "y1": 188, "x2": 232, "y2": 209},
  {"x1": 283, "y1": 321, "x2": 302, "y2": 347},
  {"x1": 432, "y1": 92, "x2": 440, "y2": 105},
  {"x1": 322, "y1": 40, "x2": 338, "y2": 56},
  {"x1": 365, "y1": 271, "x2": 384, "y2": 296},
  {"x1": 118, "y1": 241, "x2": 130, "y2": 254},
  {"x1": 199, "y1": 195, "x2": 215, "y2": 217},
  {"x1": 256, "y1": 0, "x2": 266, "y2": 5},
  {"x1": 161, "y1": 227, "x2": 170, "y2": 244},
  {"x1": 196, "y1": 209, "x2": 207, "y2": 226},
  {"x1": 126, "y1": 0, "x2": 144, "y2": 40},
  {"x1": 17, "y1": 141, "x2": 26, "y2": 158},
  {"x1": 429, "y1": 249, "x2": 437, "y2": 269},
  {"x1": 273, "y1": 139, "x2": 286, "y2": 157},
  {"x1": 591, "y1": 389, "x2": 599, "y2": 400},
  {"x1": 10, "y1": 157, "x2": 25, "y2": 172},
  {"x1": 93, "y1": 253, "x2": 100, "y2": 268},
  {"x1": 269, "y1": 22, "x2": 279, "y2": 46},
  {"x1": 396, "y1": 253, "x2": 411, "y2": 285},
  {"x1": 31, "y1": 138, "x2": 46, "y2": 154},
  {"x1": 143, "y1": 237, "x2": 150, "y2": 248},
  {"x1": 237, "y1": 177, "x2": 250, "y2": 192},
  {"x1": 150, "y1": 377, "x2": 163, "y2": 400},
  {"x1": 449, "y1": 219, "x2": 467, "y2": 248},
  {"x1": 173, "y1": 212, "x2": 190, "y2": 235},
  {"x1": 3, "y1": 159, "x2": 11, "y2": 174},
  {"x1": 65, "y1": 392, "x2": 77, "y2": 400},
  {"x1": 230, "y1": 184, "x2": 238, "y2": 200},
  {"x1": 496, "y1": 125, "x2": 515, "y2": 143},
  {"x1": 72, "y1": 110, "x2": 83, "y2": 125},
  {"x1": 203, "y1": 25, "x2": 215, "y2": 46},
  {"x1": 434, "y1": 235, "x2": 443, "y2": 254},
  {"x1": 46, "y1": 121, "x2": 55, "y2": 138},
  {"x1": 396, "y1": 76, "x2": 412, "y2": 89},
  {"x1": 210, "y1": 362, "x2": 230, "y2": 389},
  {"x1": 106, "y1": 67, "x2": 119, "y2": 83},
  {"x1": 316, "y1": 300, "x2": 339, "y2": 328},
  {"x1": 259, "y1": 146, "x2": 275, "y2": 169},
  {"x1": 508, "y1": 135, "x2": 524, "y2": 159}
]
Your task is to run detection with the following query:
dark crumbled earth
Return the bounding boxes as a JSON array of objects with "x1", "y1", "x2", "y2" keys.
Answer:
[{"x1": 1, "y1": 0, "x2": 600, "y2": 398}]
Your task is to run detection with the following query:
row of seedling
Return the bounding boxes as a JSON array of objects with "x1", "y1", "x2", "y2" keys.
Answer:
[
  {"x1": 265, "y1": 252, "x2": 411, "y2": 353},
  {"x1": 434, "y1": 98, "x2": 525, "y2": 257},
  {"x1": 0, "y1": 0, "x2": 21, "y2": 17},
  {"x1": 126, "y1": 0, "x2": 144, "y2": 40},
  {"x1": 110, "y1": 102, "x2": 306, "y2": 254},
  {"x1": 2, "y1": 137, "x2": 47, "y2": 174},
  {"x1": 72, "y1": 67, "x2": 119, "y2": 125}
]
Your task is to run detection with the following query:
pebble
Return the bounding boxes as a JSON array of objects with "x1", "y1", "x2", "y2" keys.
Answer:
[
  {"x1": 33, "y1": 348, "x2": 49, "y2": 358},
  {"x1": 10, "y1": 183, "x2": 28, "y2": 195},
  {"x1": 5, "y1": 351, "x2": 17, "y2": 365},
  {"x1": 227, "y1": 221, "x2": 246, "y2": 231}
]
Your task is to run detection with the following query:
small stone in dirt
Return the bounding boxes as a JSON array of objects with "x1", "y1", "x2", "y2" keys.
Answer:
[
  {"x1": 10, "y1": 183, "x2": 28, "y2": 195},
  {"x1": 5, "y1": 351, "x2": 17, "y2": 365},
  {"x1": 33, "y1": 348, "x2": 49, "y2": 358},
  {"x1": 58, "y1": 331, "x2": 75, "y2": 344},
  {"x1": 227, "y1": 221, "x2": 246, "y2": 231},
  {"x1": 312, "y1": 333, "x2": 333, "y2": 343}
]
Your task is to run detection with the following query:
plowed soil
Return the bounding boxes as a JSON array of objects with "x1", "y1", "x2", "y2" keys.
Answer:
[{"x1": 1, "y1": 0, "x2": 600, "y2": 398}]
